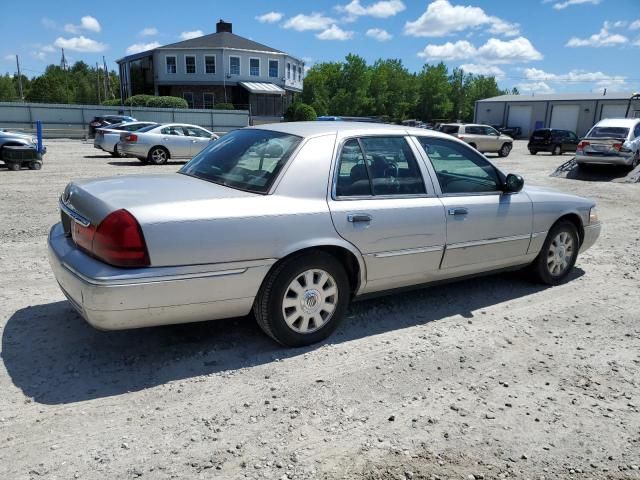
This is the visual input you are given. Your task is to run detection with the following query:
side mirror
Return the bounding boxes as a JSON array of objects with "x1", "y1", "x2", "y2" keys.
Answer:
[{"x1": 504, "y1": 173, "x2": 524, "y2": 193}]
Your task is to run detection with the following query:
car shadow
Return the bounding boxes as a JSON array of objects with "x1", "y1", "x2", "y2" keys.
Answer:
[
  {"x1": 2, "y1": 268, "x2": 584, "y2": 405},
  {"x1": 550, "y1": 157, "x2": 633, "y2": 182},
  {"x1": 107, "y1": 161, "x2": 186, "y2": 167}
]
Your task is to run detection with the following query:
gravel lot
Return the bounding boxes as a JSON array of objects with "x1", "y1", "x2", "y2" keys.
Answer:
[{"x1": 1, "y1": 139, "x2": 639, "y2": 480}]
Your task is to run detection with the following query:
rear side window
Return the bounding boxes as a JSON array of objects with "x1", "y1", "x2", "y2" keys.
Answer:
[
  {"x1": 532, "y1": 130, "x2": 550, "y2": 138},
  {"x1": 465, "y1": 126, "x2": 483, "y2": 135},
  {"x1": 439, "y1": 125, "x2": 460, "y2": 135}
]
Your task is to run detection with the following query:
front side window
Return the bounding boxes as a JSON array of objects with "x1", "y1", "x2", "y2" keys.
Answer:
[
  {"x1": 161, "y1": 126, "x2": 186, "y2": 136},
  {"x1": 185, "y1": 56, "x2": 196, "y2": 74},
  {"x1": 180, "y1": 129, "x2": 301, "y2": 194},
  {"x1": 184, "y1": 126, "x2": 211, "y2": 138},
  {"x1": 417, "y1": 137, "x2": 501, "y2": 195},
  {"x1": 269, "y1": 60, "x2": 278, "y2": 78},
  {"x1": 166, "y1": 56, "x2": 176, "y2": 74},
  {"x1": 484, "y1": 126, "x2": 499, "y2": 136},
  {"x1": 335, "y1": 137, "x2": 426, "y2": 197},
  {"x1": 229, "y1": 56, "x2": 240, "y2": 75},
  {"x1": 250, "y1": 58, "x2": 260, "y2": 76},
  {"x1": 205, "y1": 55, "x2": 216, "y2": 74}
]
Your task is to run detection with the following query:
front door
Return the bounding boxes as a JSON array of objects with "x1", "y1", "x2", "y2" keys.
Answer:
[
  {"x1": 184, "y1": 126, "x2": 214, "y2": 156},
  {"x1": 160, "y1": 126, "x2": 192, "y2": 158},
  {"x1": 327, "y1": 136, "x2": 446, "y2": 293},
  {"x1": 414, "y1": 136, "x2": 532, "y2": 274}
]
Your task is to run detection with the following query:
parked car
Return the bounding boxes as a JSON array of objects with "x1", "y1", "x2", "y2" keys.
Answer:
[
  {"x1": 439, "y1": 123, "x2": 513, "y2": 157},
  {"x1": 118, "y1": 123, "x2": 219, "y2": 164},
  {"x1": 497, "y1": 126, "x2": 522, "y2": 138},
  {"x1": 0, "y1": 129, "x2": 46, "y2": 170},
  {"x1": 576, "y1": 118, "x2": 640, "y2": 169},
  {"x1": 528, "y1": 128, "x2": 579, "y2": 155},
  {"x1": 88, "y1": 115, "x2": 136, "y2": 138},
  {"x1": 94, "y1": 122, "x2": 158, "y2": 157},
  {"x1": 49, "y1": 122, "x2": 601, "y2": 347}
]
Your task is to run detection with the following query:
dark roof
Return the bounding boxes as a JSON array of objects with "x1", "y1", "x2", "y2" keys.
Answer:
[
  {"x1": 161, "y1": 31, "x2": 284, "y2": 53},
  {"x1": 477, "y1": 92, "x2": 636, "y2": 102}
]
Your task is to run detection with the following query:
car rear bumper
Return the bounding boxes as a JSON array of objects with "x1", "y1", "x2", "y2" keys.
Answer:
[
  {"x1": 576, "y1": 152, "x2": 634, "y2": 166},
  {"x1": 580, "y1": 222, "x2": 601, "y2": 254},
  {"x1": 48, "y1": 223, "x2": 273, "y2": 330}
]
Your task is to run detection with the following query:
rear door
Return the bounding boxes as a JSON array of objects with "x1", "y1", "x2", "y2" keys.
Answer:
[
  {"x1": 463, "y1": 125, "x2": 485, "y2": 151},
  {"x1": 327, "y1": 136, "x2": 446, "y2": 292},
  {"x1": 415, "y1": 136, "x2": 532, "y2": 273}
]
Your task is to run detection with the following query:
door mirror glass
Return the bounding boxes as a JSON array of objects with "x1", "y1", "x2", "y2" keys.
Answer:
[{"x1": 504, "y1": 173, "x2": 524, "y2": 193}]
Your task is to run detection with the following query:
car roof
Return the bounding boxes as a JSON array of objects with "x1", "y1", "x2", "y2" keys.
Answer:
[
  {"x1": 594, "y1": 118, "x2": 639, "y2": 127},
  {"x1": 250, "y1": 121, "x2": 453, "y2": 140}
]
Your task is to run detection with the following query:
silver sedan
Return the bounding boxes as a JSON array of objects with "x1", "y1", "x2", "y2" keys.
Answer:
[
  {"x1": 49, "y1": 122, "x2": 601, "y2": 347},
  {"x1": 118, "y1": 123, "x2": 219, "y2": 164},
  {"x1": 93, "y1": 121, "x2": 157, "y2": 157}
]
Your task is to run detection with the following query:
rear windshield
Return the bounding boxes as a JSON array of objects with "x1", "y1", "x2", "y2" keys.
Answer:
[
  {"x1": 179, "y1": 129, "x2": 301, "y2": 194},
  {"x1": 439, "y1": 125, "x2": 460, "y2": 135},
  {"x1": 587, "y1": 126, "x2": 629, "y2": 139}
]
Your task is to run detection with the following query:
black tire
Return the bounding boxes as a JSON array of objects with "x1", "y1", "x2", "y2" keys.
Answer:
[
  {"x1": 253, "y1": 251, "x2": 350, "y2": 347},
  {"x1": 530, "y1": 220, "x2": 579, "y2": 286},
  {"x1": 28, "y1": 161, "x2": 42, "y2": 170},
  {"x1": 8, "y1": 162, "x2": 20, "y2": 171},
  {"x1": 498, "y1": 143, "x2": 512, "y2": 158},
  {"x1": 529, "y1": 149, "x2": 537, "y2": 155},
  {"x1": 552, "y1": 144, "x2": 562, "y2": 156},
  {"x1": 147, "y1": 146, "x2": 169, "y2": 165},
  {"x1": 111, "y1": 145, "x2": 125, "y2": 158}
]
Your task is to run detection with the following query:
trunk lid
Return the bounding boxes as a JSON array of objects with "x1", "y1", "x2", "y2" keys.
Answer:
[{"x1": 581, "y1": 137, "x2": 629, "y2": 156}]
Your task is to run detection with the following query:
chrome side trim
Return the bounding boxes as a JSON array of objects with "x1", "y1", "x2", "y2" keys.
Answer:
[
  {"x1": 62, "y1": 263, "x2": 248, "y2": 287},
  {"x1": 59, "y1": 197, "x2": 90, "y2": 227},
  {"x1": 447, "y1": 234, "x2": 531, "y2": 250},
  {"x1": 531, "y1": 231, "x2": 548, "y2": 239},
  {"x1": 370, "y1": 245, "x2": 444, "y2": 258}
]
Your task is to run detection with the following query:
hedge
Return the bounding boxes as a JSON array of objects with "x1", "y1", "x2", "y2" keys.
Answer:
[
  {"x1": 213, "y1": 103, "x2": 235, "y2": 110},
  {"x1": 285, "y1": 102, "x2": 317, "y2": 122}
]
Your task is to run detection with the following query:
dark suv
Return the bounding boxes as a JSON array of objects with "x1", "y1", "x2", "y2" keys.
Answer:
[
  {"x1": 88, "y1": 115, "x2": 136, "y2": 138},
  {"x1": 528, "y1": 128, "x2": 579, "y2": 155}
]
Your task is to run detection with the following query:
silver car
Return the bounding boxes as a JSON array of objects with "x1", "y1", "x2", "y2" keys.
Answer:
[
  {"x1": 440, "y1": 123, "x2": 513, "y2": 157},
  {"x1": 49, "y1": 122, "x2": 601, "y2": 347},
  {"x1": 118, "y1": 123, "x2": 219, "y2": 164},
  {"x1": 575, "y1": 118, "x2": 640, "y2": 168},
  {"x1": 93, "y1": 122, "x2": 157, "y2": 157}
]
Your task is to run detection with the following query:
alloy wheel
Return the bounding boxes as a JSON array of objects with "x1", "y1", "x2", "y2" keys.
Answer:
[
  {"x1": 150, "y1": 148, "x2": 167, "y2": 164},
  {"x1": 281, "y1": 269, "x2": 338, "y2": 334},
  {"x1": 547, "y1": 231, "x2": 574, "y2": 276}
]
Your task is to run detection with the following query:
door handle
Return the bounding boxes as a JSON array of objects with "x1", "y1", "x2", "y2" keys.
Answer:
[
  {"x1": 347, "y1": 213, "x2": 372, "y2": 223},
  {"x1": 448, "y1": 208, "x2": 468, "y2": 216}
]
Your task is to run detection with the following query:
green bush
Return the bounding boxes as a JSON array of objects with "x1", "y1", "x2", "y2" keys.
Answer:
[
  {"x1": 101, "y1": 98, "x2": 122, "y2": 106},
  {"x1": 213, "y1": 103, "x2": 235, "y2": 110},
  {"x1": 123, "y1": 94, "x2": 155, "y2": 107},
  {"x1": 146, "y1": 96, "x2": 188, "y2": 109},
  {"x1": 285, "y1": 102, "x2": 317, "y2": 122}
]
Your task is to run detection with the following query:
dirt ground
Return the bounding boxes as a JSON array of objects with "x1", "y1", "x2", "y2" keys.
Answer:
[{"x1": 1, "y1": 139, "x2": 639, "y2": 480}]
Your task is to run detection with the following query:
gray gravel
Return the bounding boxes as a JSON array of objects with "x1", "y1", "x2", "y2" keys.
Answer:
[{"x1": 1, "y1": 139, "x2": 639, "y2": 479}]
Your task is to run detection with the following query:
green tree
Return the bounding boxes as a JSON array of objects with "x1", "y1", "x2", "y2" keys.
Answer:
[
  {"x1": 416, "y1": 63, "x2": 452, "y2": 121},
  {"x1": 0, "y1": 74, "x2": 18, "y2": 101}
]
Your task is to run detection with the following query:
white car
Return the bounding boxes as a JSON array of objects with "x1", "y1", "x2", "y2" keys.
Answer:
[
  {"x1": 93, "y1": 122, "x2": 157, "y2": 157},
  {"x1": 118, "y1": 123, "x2": 219, "y2": 164},
  {"x1": 439, "y1": 123, "x2": 513, "y2": 157},
  {"x1": 576, "y1": 118, "x2": 640, "y2": 169}
]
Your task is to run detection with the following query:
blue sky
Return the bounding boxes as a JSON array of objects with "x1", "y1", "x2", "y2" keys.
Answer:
[{"x1": 1, "y1": 0, "x2": 639, "y2": 94}]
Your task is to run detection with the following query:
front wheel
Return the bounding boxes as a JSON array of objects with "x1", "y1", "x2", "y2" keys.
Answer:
[
  {"x1": 253, "y1": 251, "x2": 350, "y2": 347},
  {"x1": 529, "y1": 149, "x2": 537, "y2": 155},
  {"x1": 498, "y1": 143, "x2": 512, "y2": 157},
  {"x1": 530, "y1": 220, "x2": 579, "y2": 285}
]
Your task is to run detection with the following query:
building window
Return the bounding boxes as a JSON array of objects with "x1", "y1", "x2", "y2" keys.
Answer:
[
  {"x1": 204, "y1": 55, "x2": 216, "y2": 74},
  {"x1": 229, "y1": 56, "x2": 240, "y2": 75},
  {"x1": 203, "y1": 93, "x2": 214, "y2": 109},
  {"x1": 183, "y1": 92, "x2": 194, "y2": 108},
  {"x1": 185, "y1": 55, "x2": 196, "y2": 74},
  {"x1": 298, "y1": 65, "x2": 302, "y2": 81},
  {"x1": 269, "y1": 59, "x2": 278, "y2": 78},
  {"x1": 287, "y1": 62, "x2": 291, "y2": 80},
  {"x1": 250, "y1": 58, "x2": 260, "y2": 77},
  {"x1": 166, "y1": 56, "x2": 177, "y2": 74}
]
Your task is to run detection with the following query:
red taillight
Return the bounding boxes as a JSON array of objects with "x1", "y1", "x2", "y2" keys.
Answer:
[
  {"x1": 125, "y1": 134, "x2": 138, "y2": 142},
  {"x1": 92, "y1": 210, "x2": 150, "y2": 268},
  {"x1": 612, "y1": 143, "x2": 622, "y2": 151},
  {"x1": 71, "y1": 222, "x2": 96, "y2": 254},
  {"x1": 577, "y1": 141, "x2": 589, "y2": 152}
]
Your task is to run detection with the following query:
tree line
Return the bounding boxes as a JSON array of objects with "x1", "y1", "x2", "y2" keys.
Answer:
[
  {"x1": 0, "y1": 61, "x2": 119, "y2": 104},
  {"x1": 300, "y1": 54, "x2": 518, "y2": 123}
]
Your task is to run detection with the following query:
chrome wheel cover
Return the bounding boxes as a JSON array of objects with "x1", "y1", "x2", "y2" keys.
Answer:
[
  {"x1": 281, "y1": 269, "x2": 338, "y2": 334},
  {"x1": 151, "y1": 149, "x2": 167, "y2": 162},
  {"x1": 547, "y1": 231, "x2": 574, "y2": 276}
]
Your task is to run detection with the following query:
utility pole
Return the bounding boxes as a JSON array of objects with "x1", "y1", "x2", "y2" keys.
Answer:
[
  {"x1": 102, "y1": 56, "x2": 110, "y2": 98},
  {"x1": 95, "y1": 62, "x2": 101, "y2": 104},
  {"x1": 15, "y1": 55, "x2": 24, "y2": 101}
]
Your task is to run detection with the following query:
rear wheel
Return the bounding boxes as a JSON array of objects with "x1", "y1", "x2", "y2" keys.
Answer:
[
  {"x1": 552, "y1": 144, "x2": 562, "y2": 156},
  {"x1": 254, "y1": 251, "x2": 350, "y2": 347},
  {"x1": 530, "y1": 220, "x2": 579, "y2": 285},
  {"x1": 8, "y1": 162, "x2": 20, "y2": 171},
  {"x1": 111, "y1": 145, "x2": 125, "y2": 158},
  {"x1": 498, "y1": 143, "x2": 512, "y2": 157},
  {"x1": 147, "y1": 146, "x2": 169, "y2": 165},
  {"x1": 529, "y1": 149, "x2": 537, "y2": 155}
]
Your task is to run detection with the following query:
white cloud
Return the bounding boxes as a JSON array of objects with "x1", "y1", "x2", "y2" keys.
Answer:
[
  {"x1": 32, "y1": 51, "x2": 47, "y2": 60},
  {"x1": 418, "y1": 37, "x2": 542, "y2": 64},
  {"x1": 53, "y1": 36, "x2": 107, "y2": 53},
  {"x1": 316, "y1": 24, "x2": 354, "y2": 40},
  {"x1": 566, "y1": 24, "x2": 628, "y2": 47},
  {"x1": 126, "y1": 41, "x2": 161, "y2": 55},
  {"x1": 336, "y1": 0, "x2": 405, "y2": 18},
  {"x1": 139, "y1": 27, "x2": 158, "y2": 37},
  {"x1": 283, "y1": 13, "x2": 335, "y2": 31},
  {"x1": 515, "y1": 81, "x2": 554, "y2": 94},
  {"x1": 404, "y1": 0, "x2": 519, "y2": 38},
  {"x1": 366, "y1": 28, "x2": 392, "y2": 41},
  {"x1": 4, "y1": 54, "x2": 16, "y2": 61},
  {"x1": 255, "y1": 12, "x2": 284, "y2": 23},
  {"x1": 459, "y1": 63, "x2": 505, "y2": 78},
  {"x1": 64, "y1": 16, "x2": 101, "y2": 34},
  {"x1": 523, "y1": 67, "x2": 627, "y2": 88},
  {"x1": 41, "y1": 17, "x2": 57, "y2": 29},
  {"x1": 630, "y1": 19, "x2": 640, "y2": 30},
  {"x1": 551, "y1": 0, "x2": 601, "y2": 10},
  {"x1": 179, "y1": 30, "x2": 204, "y2": 40},
  {"x1": 41, "y1": 45, "x2": 56, "y2": 53}
]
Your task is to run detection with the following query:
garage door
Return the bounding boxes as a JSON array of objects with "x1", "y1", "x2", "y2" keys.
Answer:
[
  {"x1": 550, "y1": 105, "x2": 580, "y2": 132},
  {"x1": 600, "y1": 104, "x2": 627, "y2": 120},
  {"x1": 507, "y1": 106, "x2": 532, "y2": 137}
]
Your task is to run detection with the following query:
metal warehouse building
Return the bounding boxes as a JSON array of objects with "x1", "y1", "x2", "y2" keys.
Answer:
[{"x1": 474, "y1": 92, "x2": 639, "y2": 138}]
